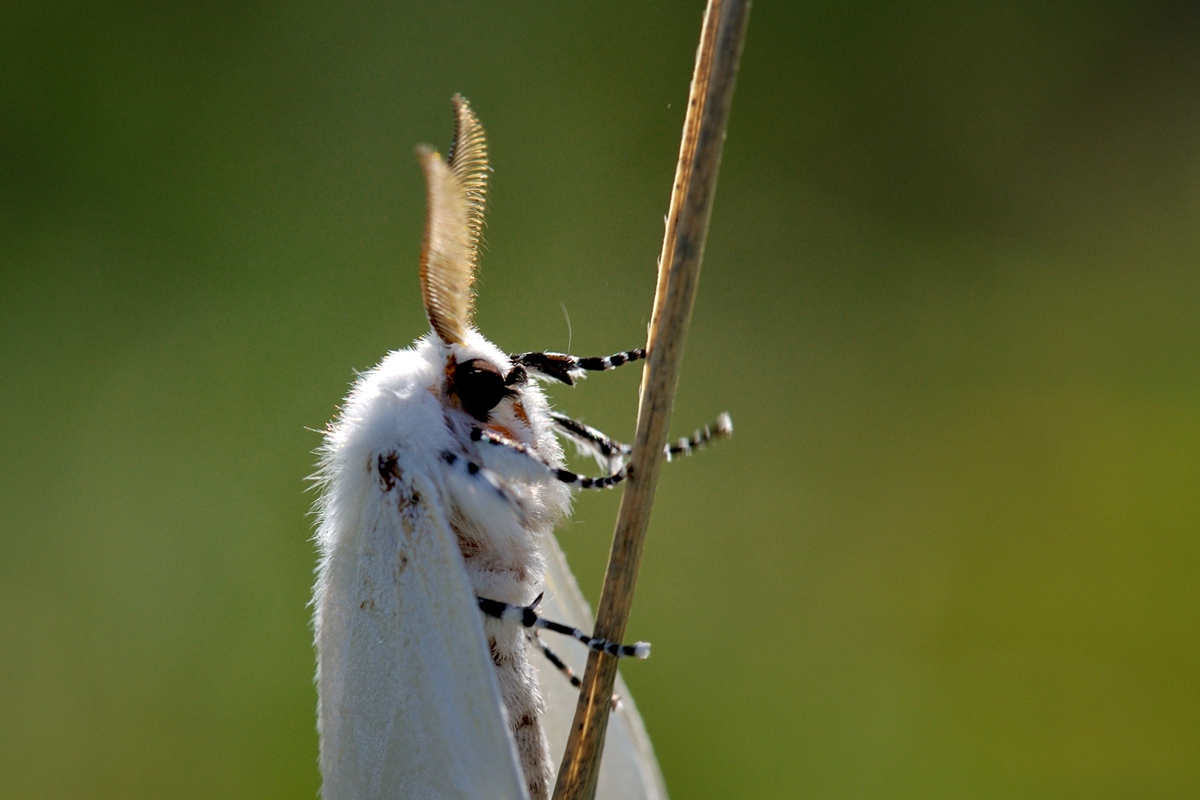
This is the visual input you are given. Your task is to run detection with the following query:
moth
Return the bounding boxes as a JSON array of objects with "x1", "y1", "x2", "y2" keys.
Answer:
[{"x1": 312, "y1": 96, "x2": 730, "y2": 800}]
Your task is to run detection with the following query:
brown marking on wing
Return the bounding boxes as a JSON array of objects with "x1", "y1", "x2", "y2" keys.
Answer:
[{"x1": 377, "y1": 453, "x2": 400, "y2": 490}]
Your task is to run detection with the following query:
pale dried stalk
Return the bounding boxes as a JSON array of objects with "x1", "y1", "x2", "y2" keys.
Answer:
[{"x1": 551, "y1": 1, "x2": 751, "y2": 798}]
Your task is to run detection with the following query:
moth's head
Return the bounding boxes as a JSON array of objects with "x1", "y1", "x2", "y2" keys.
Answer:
[
  {"x1": 439, "y1": 332, "x2": 539, "y2": 444},
  {"x1": 415, "y1": 97, "x2": 551, "y2": 449},
  {"x1": 447, "y1": 356, "x2": 521, "y2": 422}
]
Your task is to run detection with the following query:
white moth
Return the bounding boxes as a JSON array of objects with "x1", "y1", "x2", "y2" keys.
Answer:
[{"x1": 312, "y1": 96, "x2": 728, "y2": 800}]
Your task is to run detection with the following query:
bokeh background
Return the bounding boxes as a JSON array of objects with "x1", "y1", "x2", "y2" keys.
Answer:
[{"x1": 4, "y1": 2, "x2": 1199, "y2": 797}]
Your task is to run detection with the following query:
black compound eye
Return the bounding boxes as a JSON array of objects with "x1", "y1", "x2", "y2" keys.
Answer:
[{"x1": 452, "y1": 358, "x2": 514, "y2": 421}]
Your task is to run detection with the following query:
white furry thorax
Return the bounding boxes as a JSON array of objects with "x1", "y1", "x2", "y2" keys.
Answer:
[
  {"x1": 312, "y1": 327, "x2": 575, "y2": 800},
  {"x1": 314, "y1": 328, "x2": 571, "y2": 609}
]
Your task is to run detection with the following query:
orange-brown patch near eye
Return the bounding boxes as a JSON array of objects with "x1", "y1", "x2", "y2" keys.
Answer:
[
  {"x1": 485, "y1": 424, "x2": 517, "y2": 441},
  {"x1": 440, "y1": 354, "x2": 465, "y2": 411},
  {"x1": 511, "y1": 400, "x2": 529, "y2": 426}
]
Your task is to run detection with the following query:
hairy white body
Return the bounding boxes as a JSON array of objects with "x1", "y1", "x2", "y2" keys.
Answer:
[
  {"x1": 313, "y1": 332, "x2": 669, "y2": 799},
  {"x1": 312, "y1": 96, "x2": 670, "y2": 800},
  {"x1": 314, "y1": 332, "x2": 563, "y2": 798}
]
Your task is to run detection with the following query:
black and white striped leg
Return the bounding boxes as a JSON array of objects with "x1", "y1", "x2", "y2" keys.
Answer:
[
  {"x1": 531, "y1": 633, "x2": 621, "y2": 710},
  {"x1": 548, "y1": 411, "x2": 733, "y2": 468},
  {"x1": 533, "y1": 633, "x2": 583, "y2": 689},
  {"x1": 549, "y1": 412, "x2": 631, "y2": 474},
  {"x1": 439, "y1": 450, "x2": 515, "y2": 500},
  {"x1": 478, "y1": 595, "x2": 650, "y2": 659},
  {"x1": 438, "y1": 448, "x2": 537, "y2": 529},
  {"x1": 471, "y1": 428, "x2": 628, "y2": 489},
  {"x1": 665, "y1": 412, "x2": 734, "y2": 462},
  {"x1": 510, "y1": 348, "x2": 646, "y2": 386}
]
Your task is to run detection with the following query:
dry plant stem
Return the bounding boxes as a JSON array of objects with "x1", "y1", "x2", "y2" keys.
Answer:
[{"x1": 551, "y1": 1, "x2": 751, "y2": 798}]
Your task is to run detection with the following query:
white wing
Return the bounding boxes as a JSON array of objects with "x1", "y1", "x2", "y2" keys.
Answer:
[
  {"x1": 315, "y1": 462, "x2": 530, "y2": 800},
  {"x1": 536, "y1": 534, "x2": 670, "y2": 800}
]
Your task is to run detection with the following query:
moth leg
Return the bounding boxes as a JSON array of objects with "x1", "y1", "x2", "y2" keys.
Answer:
[
  {"x1": 439, "y1": 450, "x2": 515, "y2": 498},
  {"x1": 470, "y1": 428, "x2": 627, "y2": 489},
  {"x1": 664, "y1": 412, "x2": 734, "y2": 462},
  {"x1": 509, "y1": 348, "x2": 646, "y2": 386},
  {"x1": 531, "y1": 633, "x2": 582, "y2": 689},
  {"x1": 549, "y1": 411, "x2": 734, "y2": 470},
  {"x1": 438, "y1": 449, "x2": 537, "y2": 532},
  {"x1": 530, "y1": 632, "x2": 621, "y2": 710},
  {"x1": 478, "y1": 595, "x2": 650, "y2": 658},
  {"x1": 548, "y1": 412, "x2": 630, "y2": 474}
]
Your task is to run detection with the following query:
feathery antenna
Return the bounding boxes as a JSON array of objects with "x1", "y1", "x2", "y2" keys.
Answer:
[{"x1": 418, "y1": 96, "x2": 489, "y2": 345}]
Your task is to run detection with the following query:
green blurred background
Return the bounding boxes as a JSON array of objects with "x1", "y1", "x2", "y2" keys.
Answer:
[{"x1": 3, "y1": 1, "x2": 1199, "y2": 797}]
